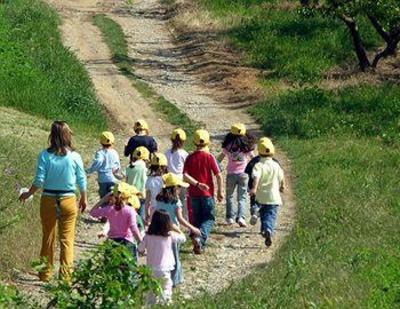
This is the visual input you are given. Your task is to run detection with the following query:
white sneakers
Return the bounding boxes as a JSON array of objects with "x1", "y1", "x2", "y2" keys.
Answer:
[
  {"x1": 250, "y1": 214, "x2": 258, "y2": 225},
  {"x1": 237, "y1": 217, "x2": 247, "y2": 228},
  {"x1": 226, "y1": 218, "x2": 235, "y2": 225}
]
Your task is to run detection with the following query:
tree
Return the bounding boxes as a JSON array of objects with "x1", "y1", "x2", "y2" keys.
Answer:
[{"x1": 301, "y1": 0, "x2": 400, "y2": 70}]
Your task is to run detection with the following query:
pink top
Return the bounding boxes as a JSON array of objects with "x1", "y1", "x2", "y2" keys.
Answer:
[
  {"x1": 138, "y1": 232, "x2": 186, "y2": 271},
  {"x1": 223, "y1": 148, "x2": 253, "y2": 174},
  {"x1": 90, "y1": 205, "x2": 140, "y2": 243}
]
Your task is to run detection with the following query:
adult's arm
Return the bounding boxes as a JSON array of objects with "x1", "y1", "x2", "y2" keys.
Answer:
[{"x1": 75, "y1": 153, "x2": 88, "y2": 212}]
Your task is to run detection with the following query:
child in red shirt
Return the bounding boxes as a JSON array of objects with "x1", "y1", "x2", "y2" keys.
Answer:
[{"x1": 183, "y1": 129, "x2": 224, "y2": 254}]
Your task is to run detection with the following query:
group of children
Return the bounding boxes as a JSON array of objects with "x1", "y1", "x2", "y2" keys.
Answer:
[{"x1": 85, "y1": 119, "x2": 284, "y2": 303}]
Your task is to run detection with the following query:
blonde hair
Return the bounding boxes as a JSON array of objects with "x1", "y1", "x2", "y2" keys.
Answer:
[{"x1": 47, "y1": 121, "x2": 74, "y2": 156}]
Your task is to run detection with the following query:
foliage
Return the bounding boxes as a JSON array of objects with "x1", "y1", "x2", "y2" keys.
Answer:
[
  {"x1": 0, "y1": 283, "x2": 27, "y2": 308},
  {"x1": 48, "y1": 241, "x2": 161, "y2": 308},
  {"x1": 249, "y1": 85, "x2": 400, "y2": 143},
  {"x1": 0, "y1": 0, "x2": 106, "y2": 131}
]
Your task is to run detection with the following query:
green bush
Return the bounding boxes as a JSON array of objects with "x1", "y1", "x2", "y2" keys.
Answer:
[
  {"x1": 0, "y1": 0, "x2": 106, "y2": 130},
  {"x1": 250, "y1": 86, "x2": 400, "y2": 143},
  {"x1": 0, "y1": 283, "x2": 27, "y2": 308},
  {"x1": 48, "y1": 241, "x2": 161, "y2": 308}
]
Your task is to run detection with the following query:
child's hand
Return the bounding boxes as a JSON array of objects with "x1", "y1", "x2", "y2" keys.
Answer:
[
  {"x1": 249, "y1": 188, "x2": 257, "y2": 196},
  {"x1": 217, "y1": 190, "x2": 224, "y2": 203},
  {"x1": 197, "y1": 182, "x2": 210, "y2": 191},
  {"x1": 97, "y1": 232, "x2": 106, "y2": 238},
  {"x1": 191, "y1": 227, "x2": 201, "y2": 237}
]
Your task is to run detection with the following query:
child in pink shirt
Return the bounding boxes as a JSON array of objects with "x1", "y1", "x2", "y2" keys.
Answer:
[
  {"x1": 139, "y1": 209, "x2": 186, "y2": 305},
  {"x1": 90, "y1": 183, "x2": 143, "y2": 258},
  {"x1": 218, "y1": 123, "x2": 255, "y2": 227}
]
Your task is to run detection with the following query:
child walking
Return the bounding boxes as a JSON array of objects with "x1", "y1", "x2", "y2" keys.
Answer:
[
  {"x1": 139, "y1": 210, "x2": 186, "y2": 305},
  {"x1": 145, "y1": 152, "x2": 168, "y2": 225},
  {"x1": 165, "y1": 128, "x2": 189, "y2": 217},
  {"x1": 124, "y1": 119, "x2": 158, "y2": 159},
  {"x1": 90, "y1": 182, "x2": 143, "y2": 258},
  {"x1": 218, "y1": 123, "x2": 255, "y2": 227},
  {"x1": 249, "y1": 138, "x2": 284, "y2": 247},
  {"x1": 86, "y1": 131, "x2": 121, "y2": 198},
  {"x1": 245, "y1": 137, "x2": 282, "y2": 225},
  {"x1": 153, "y1": 172, "x2": 201, "y2": 286},
  {"x1": 126, "y1": 146, "x2": 150, "y2": 220},
  {"x1": 183, "y1": 129, "x2": 224, "y2": 254}
]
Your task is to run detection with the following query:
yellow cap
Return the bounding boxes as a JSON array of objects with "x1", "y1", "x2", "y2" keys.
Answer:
[
  {"x1": 258, "y1": 137, "x2": 275, "y2": 156},
  {"x1": 171, "y1": 128, "x2": 187, "y2": 141},
  {"x1": 150, "y1": 152, "x2": 168, "y2": 166},
  {"x1": 113, "y1": 182, "x2": 141, "y2": 209},
  {"x1": 162, "y1": 172, "x2": 189, "y2": 188},
  {"x1": 134, "y1": 119, "x2": 149, "y2": 132},
  {"x1": 100, "y1": 131, "x2": 115, "y2": 146},
  {"x1": 231, "y1": 123, "x2": 246, "y2": 136},
  {"x1": 132, "y1": 146, "x2": 150, "y2": 161},
  {"x1": 194, "y1": 129, "x2": 210, "y2": 146}
]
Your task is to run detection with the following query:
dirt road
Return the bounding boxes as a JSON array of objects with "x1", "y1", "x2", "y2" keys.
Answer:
[{"x1": 17, "y1": 0, "x2": 295, "y2": 302}]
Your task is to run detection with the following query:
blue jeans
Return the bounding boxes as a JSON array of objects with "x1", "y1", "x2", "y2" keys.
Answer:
[
  {"x1": 191, "y1": 197, "x2": 215, "y2": 246},
  {"x1": 259, "y1": 204, "x2": 279, "y2": 234},
  {"x1": 98, "y1": 182, "x2": 115, "y2": 198},
  {"x1": 171, "y1": 241, "x2": 183, "y2": 287},
  {"x1": 225, "y1": 173, "x2": 249, "y2": 220}
]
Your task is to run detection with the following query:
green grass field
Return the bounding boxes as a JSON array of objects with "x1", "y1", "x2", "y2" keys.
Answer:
[
  {"x1": 0, "y1": 0, "x2": 105, "y2": 278},
  {"x1": 171, "y1": 0, "x2": 400, "y2": 307}
]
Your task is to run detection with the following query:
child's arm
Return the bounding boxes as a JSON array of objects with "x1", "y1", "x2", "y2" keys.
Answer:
[
  {"x1": 250, "y1": 176, "x2": 260, "y2": 196},
  {"x1": 176, "y1": 207, "x2": 201, "y2": 236},
  {"x1": 217, "y1": 152, "x2": 225, "y2": 163},
  {"x1": 138, "y1": 236, "x2": 146, "y2": 254},
  {"x1": 86, "y1": 151, "x2": 103, "y2": 175},
  {"x1": 216, "y1": 172, "x2": 224, "y2": 203},
  {"x1": 144, "y1": 189, "x2": 152, "y2": 225},
  {"x1": 171, "y1": 231, "x2": 186, "y2": 245},
  {"x1": 183, "y1": 173, "x2": 210, "y2": 191},
  {"x1": 129, "y1": 211, "x2": 143, "y2": 243},
  {"x1": 279, "y1": 168, "x2": 285, "y2": 193},
  {"x1": 171, "y1": 223, "x2": 183, "y2": 234}
]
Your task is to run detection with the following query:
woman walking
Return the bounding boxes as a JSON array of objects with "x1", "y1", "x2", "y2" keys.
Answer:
[{"x1": 19, "y1": 121, "x2": 87, "y2": 282}]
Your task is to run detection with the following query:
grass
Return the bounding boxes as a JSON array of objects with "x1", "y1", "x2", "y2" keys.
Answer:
[
  {"x1": 0, "y1": 0, "x2": 106, "y2": 278},
  {"x1": 0, "y1": 0, "x2": 106, "y2": 132},
  {"x1": 200, "y1": 0, "x2": 380, "y2": 82},
  {"x1": 168, "y1": 1, "x2": 400, "y2": 308},
  {"x1": 93, "y1": 14, "x2": 201, "y2": 142}
]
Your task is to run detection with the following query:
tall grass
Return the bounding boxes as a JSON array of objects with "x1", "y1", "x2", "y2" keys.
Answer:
[
  {"x1": 200, "y1": 0, "x2": 380, "y2": 82},
  {"x1": 0, "y1": 0, "x2": 106, "y2": 131}
]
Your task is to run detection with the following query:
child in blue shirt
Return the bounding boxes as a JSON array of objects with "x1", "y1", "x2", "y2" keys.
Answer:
[{"x1": 86, "y1": 131, "x2": 121, "y2": 198}]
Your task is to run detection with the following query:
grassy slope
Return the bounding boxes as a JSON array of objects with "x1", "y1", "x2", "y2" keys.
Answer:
[
  {"x1": 0, "y1": 0, "x2": 106, "y2": 278},
  {"x1": 176, "y1": 0, "x2": 400, "y2": 308}
]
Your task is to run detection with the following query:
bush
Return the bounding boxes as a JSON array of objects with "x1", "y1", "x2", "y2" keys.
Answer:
[
  {"x1": 0, "y1": 283, "x2": 27, "y2": 308},
  {"x1": 48, "y1": 241, "x2": 161, "y2": 308}
]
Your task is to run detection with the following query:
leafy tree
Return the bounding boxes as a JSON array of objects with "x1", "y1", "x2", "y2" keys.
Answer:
[
  {"x1": 47, "y1": 241, "x2": 161, "y2": 308},
  {"x1": 301, "y1": 0, "x2": 400, "y2": 70}
]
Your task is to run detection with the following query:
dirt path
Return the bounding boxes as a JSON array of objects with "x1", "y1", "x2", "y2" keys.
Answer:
[{"x1": 17, "y1": 0, "x2": 295, "y2": 303}]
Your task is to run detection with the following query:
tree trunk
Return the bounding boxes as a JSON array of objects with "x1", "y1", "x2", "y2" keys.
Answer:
[
  {"x1": 341, "y1": 16, "x2": 371, "y2": 71},
  {"x1": 372, "y1": 37, "x2": 400, "y2": 67}
]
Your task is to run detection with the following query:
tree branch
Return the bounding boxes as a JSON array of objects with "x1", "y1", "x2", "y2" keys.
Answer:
[{"x1": 367, "y1": 14, "x2": 391, "y2": 43}]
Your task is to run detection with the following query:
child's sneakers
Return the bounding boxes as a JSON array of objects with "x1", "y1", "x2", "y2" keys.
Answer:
[
  {"x1": 250, "y1": 214, "x2": 258, "y2": 226},
  {"x1": 191, "y1": 236, "x2": 202, "y2": 255},
  {"x1": 237, "y1": 217, "x2": 247, "y2": 228},
  {"x1": 262, "y1": 230, "x2": 272, "y2": 247},
  {"x1": 226, "y1": 218, "x2": 235, "y2": 225}
]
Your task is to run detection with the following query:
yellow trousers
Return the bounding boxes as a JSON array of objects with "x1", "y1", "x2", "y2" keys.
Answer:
[{"x1": 39, "y1": 195, "x2": 78, "y2": 282}]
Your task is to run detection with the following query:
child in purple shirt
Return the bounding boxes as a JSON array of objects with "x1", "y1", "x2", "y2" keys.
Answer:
[{"x1": 90, "y1": 182, "x2": 142, "y2": 258}]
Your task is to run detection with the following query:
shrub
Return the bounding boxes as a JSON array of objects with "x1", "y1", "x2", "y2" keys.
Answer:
[{"x1": 47, "y1": 241, "x2": 161, "y2": 308}]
